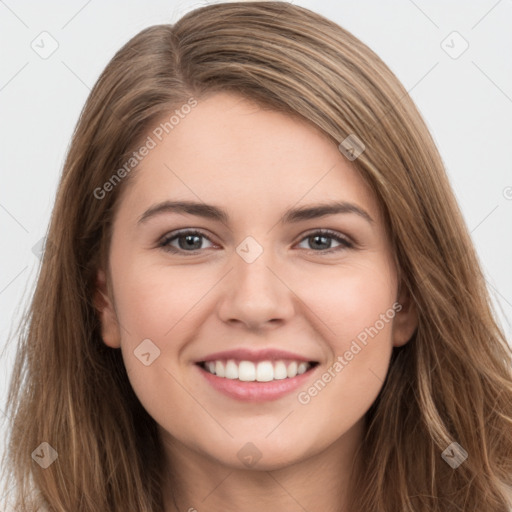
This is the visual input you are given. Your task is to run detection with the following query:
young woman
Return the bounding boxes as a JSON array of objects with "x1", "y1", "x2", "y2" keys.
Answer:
[{"x1": 2, "y1": 2, "x2": 511, "y2": 511}]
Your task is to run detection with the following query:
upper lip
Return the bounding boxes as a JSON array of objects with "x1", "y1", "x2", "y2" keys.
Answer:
[{"x1": 196, "y1": 348, "x2": 318, "y2": 364}]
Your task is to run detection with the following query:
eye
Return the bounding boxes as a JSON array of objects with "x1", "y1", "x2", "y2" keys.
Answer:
[
  {"x1": 158, "y1": 228, "x2": 354, "y2": 255},
  {"x1": 159, "y1": 229, "x2": 215, "y2": 253},
  {"x1": 296, "y1": 229, "x2": 354, "y2": 253}
]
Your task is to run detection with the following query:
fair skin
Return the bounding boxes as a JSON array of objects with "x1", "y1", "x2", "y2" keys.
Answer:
[{"x1": 95, "y1": 92, "x2": 417, "y2": 511}]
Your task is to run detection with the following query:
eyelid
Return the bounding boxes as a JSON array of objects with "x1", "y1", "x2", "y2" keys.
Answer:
[
  {"x1": 299, "y1": 228, "x2": 353, "y2": 244},
  {"x1": 158, "y1": 228, "x2": 217, "y2": 249},
  {"x1": 158, "y1": 227, "x2": 356, "y2": 254},
  {"x1": 297, "y1": 228, "x2": 355, "y2": 252}
]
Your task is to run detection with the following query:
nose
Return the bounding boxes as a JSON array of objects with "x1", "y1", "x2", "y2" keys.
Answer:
[{"x1": 217, "y1": 242, "x2": 296, "y2": 331}]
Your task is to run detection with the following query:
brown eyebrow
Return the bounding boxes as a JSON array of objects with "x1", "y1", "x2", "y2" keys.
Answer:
[{"x1": 137, "y1": 200, "x2": 374, "y2": 226}]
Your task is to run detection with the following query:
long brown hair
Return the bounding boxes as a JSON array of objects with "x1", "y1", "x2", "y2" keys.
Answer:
[{"x1": 2, "y1": 2, "x2": 511, "y2": 510}]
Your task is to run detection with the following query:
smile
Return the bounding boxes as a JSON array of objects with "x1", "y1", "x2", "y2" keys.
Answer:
[
  {"x1": 199, "y1": 359, "x2": 316, "y2": 381},
  {"x1": 196, "y1": 358, "x2": 319, "y2": 402}
]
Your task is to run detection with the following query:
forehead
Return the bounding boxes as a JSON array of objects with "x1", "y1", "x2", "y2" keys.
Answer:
[{"x1": 118, "y1": 91, "x2": 380, "y2": 225}]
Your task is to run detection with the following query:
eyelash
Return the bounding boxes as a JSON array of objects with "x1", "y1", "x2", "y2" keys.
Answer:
[{"x1": 158, "y1": 229, "x2": 355, "y2": 255}]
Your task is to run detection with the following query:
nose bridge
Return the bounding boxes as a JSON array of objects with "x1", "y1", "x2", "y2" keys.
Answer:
[
  {"x1": 217, "y1": 234, "x2": 294, "y2": 327},
  {"x1": 235, "y1": 233, "x2": 282, "y2": 298}
]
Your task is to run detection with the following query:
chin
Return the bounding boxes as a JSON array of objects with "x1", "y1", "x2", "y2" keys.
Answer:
[{"x1": 204, "y1": 436, "x2": 316, "y2": 472}]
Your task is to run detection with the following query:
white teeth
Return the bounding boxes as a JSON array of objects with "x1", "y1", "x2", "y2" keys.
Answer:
[
  {"x1": 238, "y1": 361, "x2": 256, "y2": 381},
  {"x1": 297, "y1": 362, "x2": 308, "y2": 375},
  {"x1": 215, "y1": 361, "x2": 225, "y2": 377},
  {"x1": 287, "y1": 361, "x2": 298, "y2": 378},
  {"x1": 256, "y1": 361, "x2": 274, "y2": 382},
  {"x1": 225, "y1": 360, "x2": 238, "y2": 379},
  {"x1": 202, "y1": 359, "x2": 314, "y2": 381},
  {"x1": 273, "y1": 361, "x2": 288, "y2": 380}
]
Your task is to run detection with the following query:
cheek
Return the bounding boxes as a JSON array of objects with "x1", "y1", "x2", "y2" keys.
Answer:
[
  {"x1": 110, "y1": 260, "x2": 207, "y2": 423},
  {"x1": 291, "y1": 261, "x2": 397, "y2": 411},
  {"x1": 110, "y1": 259, "x2": 219, "y2": 412},
  {"x1": 299, "y1": 259, "x2": 397, "y2": 347},
  {"x1": 111, "y1": 258, "x2": 213, "y2": 341}
]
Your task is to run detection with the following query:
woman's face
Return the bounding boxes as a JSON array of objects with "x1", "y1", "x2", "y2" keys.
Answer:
[{"x1": 96, "y1": 91, "x2": 417, "y2": 471}]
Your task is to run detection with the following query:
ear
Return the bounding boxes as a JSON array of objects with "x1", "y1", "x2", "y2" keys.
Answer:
[
  {"x1": 392, "y1": 283, "x2": 418, "y2": 347},
  {"x1": 93, "y1": 269, "x2": 121, "y2": 348}
]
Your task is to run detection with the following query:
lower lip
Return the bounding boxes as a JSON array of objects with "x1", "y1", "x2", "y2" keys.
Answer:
[{"x1": 196, "y1": 363, "x2": 318, "y2": 402}]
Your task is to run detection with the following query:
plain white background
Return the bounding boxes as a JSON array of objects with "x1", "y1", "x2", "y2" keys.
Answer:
[{"x1": 1, "y1": 0, "x2": 511, "y2": 501}]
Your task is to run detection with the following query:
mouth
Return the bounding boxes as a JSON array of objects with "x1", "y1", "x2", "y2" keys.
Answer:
[
  {"x1": 195, "y1": 357, "x2": 320, "y2": 402},
  {"x1": 196, "y1": 359, "x2": 319, "y2": 382}
]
